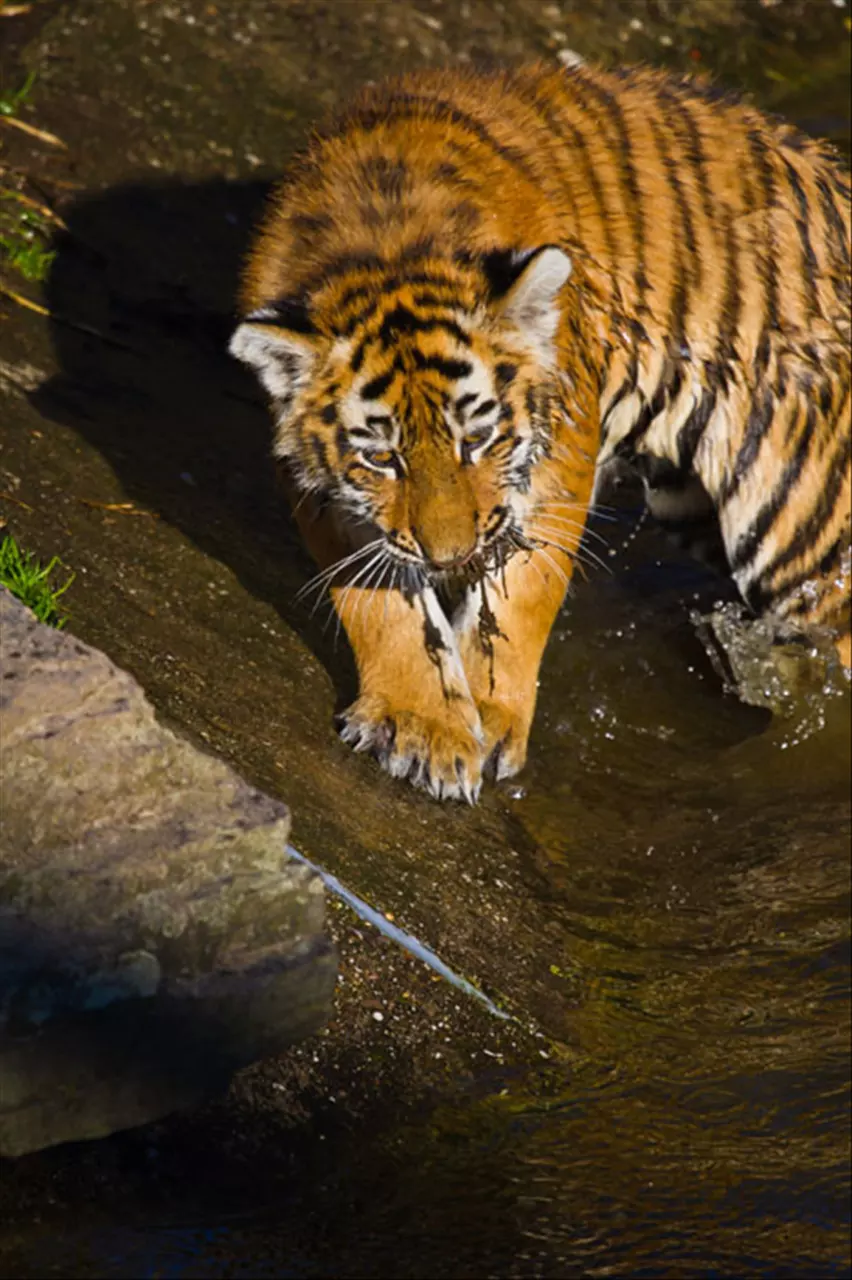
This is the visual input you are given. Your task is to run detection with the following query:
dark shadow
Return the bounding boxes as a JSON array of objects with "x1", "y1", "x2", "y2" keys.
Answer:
[{"x1": 33, "y1": 176, "x2": 358, "y2": 705}]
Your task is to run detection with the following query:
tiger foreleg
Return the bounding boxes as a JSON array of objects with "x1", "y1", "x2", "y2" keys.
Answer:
[
  {"x1": 288, "y1": 485, "x2": 485, "y2": 801},
  {"x1": 454, "y1": 544, "x2": 575, "y2": 781},
  {"x1": 335, "y1": 580, "x2": 485, "y2": 802}
]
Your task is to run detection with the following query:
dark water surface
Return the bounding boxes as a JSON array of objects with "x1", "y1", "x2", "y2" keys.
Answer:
[{"x1": 0, "y1": 1, "x2": 849, "y2": 1277}]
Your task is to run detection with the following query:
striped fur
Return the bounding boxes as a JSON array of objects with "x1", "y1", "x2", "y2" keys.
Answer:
[{"x1": 231, "y1": 62, "x2": 851, "y2": 800}]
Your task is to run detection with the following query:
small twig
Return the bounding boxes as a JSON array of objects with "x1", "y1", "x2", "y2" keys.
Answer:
[
  {"x1": 0, "y1": 115, "x2": 66, "y2": 148},
  {"x1": 0, "y1": 283, "x2": 138, "y2": 349},
  {"x1": 0, "y1": 283, "x2": 49, "y2": 315},
  {"x1": 0, "y1": 186, "x2": 67, "y2": 229},
  {"x1": 78, "y1": 499, "x2": 158, "y2": 518},
  {"x1": 0, "y1": 490, "x2": 34, "y2": 511}
]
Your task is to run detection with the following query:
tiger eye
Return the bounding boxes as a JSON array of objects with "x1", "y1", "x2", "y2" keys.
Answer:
[{"x1": 365, "y1": 448, "x2": 396, "y2": 468}]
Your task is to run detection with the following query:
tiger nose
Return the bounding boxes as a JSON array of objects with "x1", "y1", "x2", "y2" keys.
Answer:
[
  {"x1": 429, "y1": 547, "x2": 476, "y2": 571},
  {"x1": 411, "y1": 526, "x2": 477, "y2": 570}
]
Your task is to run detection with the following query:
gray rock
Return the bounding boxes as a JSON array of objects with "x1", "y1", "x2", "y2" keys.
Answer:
[{"x1": 0, "y1": 588, "x2": 336, "y2": 1157}]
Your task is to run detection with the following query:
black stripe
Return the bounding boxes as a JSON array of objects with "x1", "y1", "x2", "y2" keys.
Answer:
[
  {"x1": 748, "y1": 429, "x2": 851, "y2": 607},
  {"x1": 780, "y1": 155, "x2": 819, "y2": 319},
  {"x1": 411, "y1": 352, "x2": 472, "y2": 380},
  {"x1": 337, "y1": 270, "x2": 463, "y2": 317},
  {"x1": 251, "y1": 296, "x2": 316, "y2": 335},
  {"x1": 339, "y1": 273, "x2": 473, "y2": 339},
  {"x1": 495, "y1": 361, "x2": 518, "y2": 388},
  {"x1": 455, "y1": 392, "x2": 478, "y2": 413},
  {"x1": 350, "y1": 304, "x2": 470, "y2": 371},
  {"x1": 613, "y1": 376, "x2": 671, "y2": 460},
  {"x1": 290, "y1": 212, "x2": 333, "y2": 237},
  {"x1": 334, "y1": 95, "x2": 540, "y2": 186},
  {"x1": 358, "y1": 155, "x2": 408, "y2": 201},
  {"x1": 648, "y1": 114, "x2": 699, "y2": 281},
  {"x1": 503, "y1": 76, "x2": 585, "y2": 239},
  {"x1": 361, "y1": 367, "x2": 397, "y2": 400},
  {"x1": 511, "y1": 75, "x2": 622, "y2": 291},
  {"x1": 377, "y1": 305, "x2": 471, "y2": 348},
  {"x1": 815, "y1": 173, "x2": 851, "y2": 301},
  {"x1": 411, "y1": 290, "x2": 457, "y2": 309},
  {"x1": 472, "y1": 398, "x2": 497, "y2": 419},
  {"x1": 750, "y1": 527, "x2": 849, "y2": 615},
  {"x1": 655, "y1": 82, "x2": 717, "y2": 238},
  {"x1": 573, "y1": 67, "x2": 650, "y2": 312},
  {"x1": 307, "y1": 251, "x2": 385, "y2": 289},
  {"x1": 646, "y1": 118, "x2": 692, "y2": 350},
  {"x1": 730, "y1": 397, "x2": 818, "y2": 575},
  {"x1": 747, "y1": 127, "x2": 780, "y2": 373},
  {"x1": 719, "y1": 386, "x2": 775, "y2": 504},
  {"x1": 601, "y1": 371, "x2": 637, "y2": 439},
  {"x1": 715, "y1": 206, "x2": 742, "y2": 371},
  {"x1": 676, "y1": 386, "x2": 717, "y2": 475}
]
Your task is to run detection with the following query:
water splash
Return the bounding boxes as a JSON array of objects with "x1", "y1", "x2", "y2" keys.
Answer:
[{"x1": 692, "y1": 601, "x2": 849, "y2": 746}]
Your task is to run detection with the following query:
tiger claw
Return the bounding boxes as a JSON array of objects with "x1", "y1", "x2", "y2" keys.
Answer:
[{"x1": 338, "y1": 695, "x2": 484, "y2": 803}]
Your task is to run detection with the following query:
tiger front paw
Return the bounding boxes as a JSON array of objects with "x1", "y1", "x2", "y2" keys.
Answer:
[
  {"x1": 338, "y1": 692, "x2": 485, "y2": 803},
  {"x1": 478, "y1": 698, "x2": 532, "y2": 781}
]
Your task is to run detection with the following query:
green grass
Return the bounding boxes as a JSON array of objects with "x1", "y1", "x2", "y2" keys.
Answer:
[
  {"x1": 0, "y1": 73, "x2": 56, "y2": 282},
  {"x1": 0, "y1": 535, "x2": 73, "y2": 627},
  {"x1": 0, "y1": 70, "x2": 36, "y2": 119},
  {"x1": 0, "y1": 198, "x2": 55, "y2": 282}
]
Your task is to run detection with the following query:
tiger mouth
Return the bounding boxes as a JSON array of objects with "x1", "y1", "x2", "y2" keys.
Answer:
[{"x1": 385, "y1": 523, "x2": 532, "y2": 589}]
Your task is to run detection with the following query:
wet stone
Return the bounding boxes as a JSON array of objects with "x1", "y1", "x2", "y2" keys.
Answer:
[{"x1": 0, "y1": 588, "x2": 336, "y2": 1158}]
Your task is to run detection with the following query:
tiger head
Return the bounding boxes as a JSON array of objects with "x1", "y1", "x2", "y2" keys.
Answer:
[{"x1": 230, "y1": 246, "x2": 579, "y2": 585}]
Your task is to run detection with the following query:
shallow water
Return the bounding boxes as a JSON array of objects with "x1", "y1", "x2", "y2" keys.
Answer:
[{"x1": 0, "y1": 1, "x2": 849, "y2": 1276}]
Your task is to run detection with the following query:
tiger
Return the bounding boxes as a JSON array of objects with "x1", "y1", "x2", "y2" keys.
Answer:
[{"x1": 230, "y1": 61, "x2": 851, "y2": 803}]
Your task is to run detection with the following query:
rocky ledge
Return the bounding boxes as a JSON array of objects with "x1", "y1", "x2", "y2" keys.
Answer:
[{"x1": 0, "y1": 588, "x2": 336, "y2": 1158}]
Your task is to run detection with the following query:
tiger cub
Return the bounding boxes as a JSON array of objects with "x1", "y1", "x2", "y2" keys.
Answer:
[{"x1": 231, "y1": 62, "x2": 851, "y2": 802}]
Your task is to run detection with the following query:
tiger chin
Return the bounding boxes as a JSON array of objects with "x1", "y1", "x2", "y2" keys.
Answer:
[{"x1": 231, "y1": 61, "x2": 851, "y2": 802}]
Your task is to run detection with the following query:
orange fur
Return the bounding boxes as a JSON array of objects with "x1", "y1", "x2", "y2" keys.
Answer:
[{"x1": 232, "y1": 62, "x2": 851, "y2": 800}]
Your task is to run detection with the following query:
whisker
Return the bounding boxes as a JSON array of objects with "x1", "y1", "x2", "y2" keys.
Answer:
[
  {"x1": 542, "y1": 500, "x2": 619, "y2": 523},
  {"x1": 531, "y1": 512, "x2": 611, "y2": 547},
  {"x1": 350, "y1": 553, "x2": 391, "y2": 635},
  {"x1": 533, "y1": 546, "x2": 570, "y2": 589},
  {"x1": 296, "y1": 538, "x2": 384, "y2": 603},
  {"x1": 528, "y1": 529, "x2": 611, "y2": 577},
  {"x1": 331, "y1": 548, "x2": 388, "y2": 637},
  {"x1": 290, "y1": 487, "x2": 314, "y2": 520}
]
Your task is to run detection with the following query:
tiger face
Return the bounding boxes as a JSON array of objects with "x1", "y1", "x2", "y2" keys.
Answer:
[{"x1": 231, "y1": 246, "x2": 575, "y2": 590}]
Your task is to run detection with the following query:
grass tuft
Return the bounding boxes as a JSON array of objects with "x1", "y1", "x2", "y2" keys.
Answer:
[
  {"x1": 0, "y1": 70, "x2": 36, "y2": 119},
  {"x1": 0, "y1": 534, "x2": 74, "y2": 627},
  {"x1": 0, "y1": 70, "x2": 59, "y2": 280},
  {"x1": 0, "y1": 199, "x2": 55, "y2": 280}
]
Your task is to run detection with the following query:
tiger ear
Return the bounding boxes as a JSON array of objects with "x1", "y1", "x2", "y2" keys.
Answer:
[
  {"x1": 483, "y1": 245, "x2": 572, "y2": 356},
  {"x1": 229, "y1": 298, "x2": 319, "y2": 415}
]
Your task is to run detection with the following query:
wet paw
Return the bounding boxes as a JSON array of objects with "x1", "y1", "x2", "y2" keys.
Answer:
[
  {"x1": 478, "y1": 700, "x2": 531, "y2": 781},
  {"x1": 338, "y1": 693, "x2": 485, "y2": 803}
]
